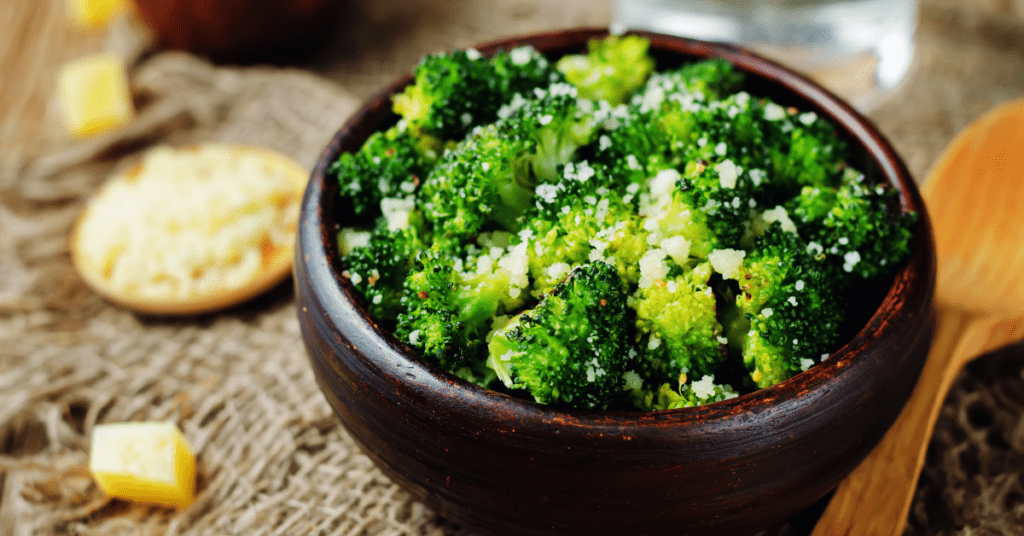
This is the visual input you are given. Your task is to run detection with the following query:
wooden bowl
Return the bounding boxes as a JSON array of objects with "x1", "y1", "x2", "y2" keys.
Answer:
[
  {"x1": 134, "y1": 0, "x2": 344, "y2": 62},
  {"x1": 295, "y1": 28, "x2": 936, "y2": 535}
]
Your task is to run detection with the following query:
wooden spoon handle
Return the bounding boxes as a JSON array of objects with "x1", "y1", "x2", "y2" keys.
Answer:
[{"x1": 813, "y1": 311, "x2": 1024, "y2": 535}]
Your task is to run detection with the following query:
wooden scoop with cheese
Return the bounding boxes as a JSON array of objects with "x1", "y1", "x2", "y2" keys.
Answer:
[{"x1": 72, "y1": 144, "x2": 308, "y2": 315}]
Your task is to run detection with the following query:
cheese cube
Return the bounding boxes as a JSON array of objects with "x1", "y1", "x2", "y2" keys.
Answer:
[
  {"x1": 68, "y1": 0, "x2": 129, "y2": 29},
  {"x1": 89, "y1": 422, "x2": 196, "y2": 509},
  {"x1": 58, "y1": 53, "x2": 134, "y2": 138}
]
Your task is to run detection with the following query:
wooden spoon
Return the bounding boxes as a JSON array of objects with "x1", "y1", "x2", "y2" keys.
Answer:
[
  {"x1": 813, "y1": 101, "x2": 1024, "y2": 534},
  {"x1": 71, "y1": 144, "x2": 308, "y2": 316}
]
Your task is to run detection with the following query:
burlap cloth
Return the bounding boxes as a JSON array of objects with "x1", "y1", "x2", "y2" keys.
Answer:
[{"x1": 2, "y1": 0, "x2": 1024, "y2": 534}]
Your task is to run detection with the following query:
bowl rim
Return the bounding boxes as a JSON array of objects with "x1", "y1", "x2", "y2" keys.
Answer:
[{"x1": 298, "y1": 27, "x2": 934, "y2": 428}]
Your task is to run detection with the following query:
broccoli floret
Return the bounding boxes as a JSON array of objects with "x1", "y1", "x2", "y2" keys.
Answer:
[
  {"x1": 674, "y1": 153, "x2": 764, "y2": 249},
  {"x1": 584, "y1": 106, "x2": 674, "y2": 187},
  {"x1": 579, "y1": 60, "x2": 744, "y2": 186},
  {"x1": 556, "y1": 35, "x2": 655, "y2": 106},
  {"x1": 395, "y1": 243, "x2": 520, "y2": 384},
  {"x1": 328, "y1": 124, "x2": 434, "y2": 224},
  {"x1": 492, "y1": 46, "x2": 567, "y2": 99},
  {"x1": 655, "y1": 90, "x2": 849, "y2": 205},
  {"x1": 639, "y1": 169, "x2": 720, "y2": 262},
  {"x1": 393, "y1": 46, "x2": 564, "y2": 142},
  {"x1": 418, "y1": 83, "x2": 600, "y2": 249},
  {"x1": 787, "y1": 170, "x2": 916, "y2": 281},
  {"x1": 768, "y1": 107, "x2": 851, "y2": 195},
  {"x1": 629, "y1": 374, "x2": 738, "y2": 411},
  {"x1": 518, "y1": 161, "x2": 649, "y2": 295},
  {"x1": 418, "y1": 124, "x2": 535, "y2": 247},
  {"x1": 342, "y1": 226, "x2": 424, "y2": 321},
  {"x1": 633, "y1": 59, "x2": 744, "y2": 110},
  {"x1": 631, "y1": 262, "x2": 726, "y2": 386},
  {"x1": 486, "y1": 262, "x2": 638, "y2": 409},
  {"x1": 725, "y1": 224, "x2": 844, "y2": 388},
  {"x1": 497, "y1": 82, "x2": 597, "y2": 183},
  {"x1": 683, "y1": 94, "x2": 849, "y2": 200}
]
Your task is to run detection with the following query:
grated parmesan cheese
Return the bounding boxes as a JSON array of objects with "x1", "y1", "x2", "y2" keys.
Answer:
[
  {"x1": 691, "y1": 375, "x2": 717, "y2": 400},
  {"x1": 708, "y1": 248, "x2": 746, "y2": 279},
  {"x1": 762, "y1": 206, "x2": 798, "y2": 234},
  {"x1": 74, "y1": 144, "x2": 305, "y2": 303}
]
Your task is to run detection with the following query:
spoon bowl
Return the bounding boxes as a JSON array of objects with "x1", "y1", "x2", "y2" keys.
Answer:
[
  {"x1": 72, "y1": 144, "x2": 307, "y2": 316},
  {"x1": 814, "y1": 100, "x2": 1024, "y2": 535}
]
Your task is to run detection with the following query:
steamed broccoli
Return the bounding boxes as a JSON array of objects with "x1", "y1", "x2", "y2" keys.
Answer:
[
  {"x1": 418, "y1": 83, "x2": 600, "y2": 248},
  {"x1": 341, "y1": 225, "x2": 424, "y2": 321},
  {"x1": 630, "y1": 374, "x2": 738, "y2": 411},
  {"x1": 787, "y1": 170, "x2": 916, "y2": 281},
  {"x1": 332, "y1": 35, "x2": 916, "y2": 410},
  {"x1": 393, "y1": 46, "x2": 564, "y2": 142},
  {"x1": 724, "y1": 224, "x2": 845, "y2": 388},
  {"x1": 584, "y1": 106, "x2": 673, "y2": 187},
  {"x1": 486, "y1": 262, "x2": 637, "y2": 409},
  {"x1": 328, "y1": 124, "x2": 435, "y2": 224},
  {"x1": 518, "y1": 161, "x2": 649, "y2": 295},
  {"x1": 638, "y1": 169, "x2": 721, "y2": 262},
  {"x1": 633, "y1": 59, "x2": 744, "y2": 110},
  {"x1": 394, "y1": 243, "x2": 522, "y2": 385},
  {"x1": 631, "y1": 262, "x2": 726, "y2": 386},
  {"x1": 417, "y1": 124, "x2": 535, "y2": 247},
  {"x1": 497, "y1": 82, "x2": 597, "y2": 183},
  {"x1": 556, "y1": 35, "x2": 655, "y2": 106}
]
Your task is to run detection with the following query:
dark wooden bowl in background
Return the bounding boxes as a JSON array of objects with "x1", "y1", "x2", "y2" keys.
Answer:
[
  {"x1": 295, "y1": 28, "x2": 936, "y2": 535},
  {"x1": 134, "y1": 0, "x2": 344, "y2": 62}
]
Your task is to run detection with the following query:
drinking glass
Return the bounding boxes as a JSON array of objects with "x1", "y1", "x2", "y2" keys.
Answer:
[{"x1": 613, "y1": 0, "x2": 917, "y2": 108}]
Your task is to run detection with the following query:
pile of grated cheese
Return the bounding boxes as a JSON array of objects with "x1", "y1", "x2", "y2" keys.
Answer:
[{"x1": 76, "y1": 144, "x2": 304, "y2": 301}]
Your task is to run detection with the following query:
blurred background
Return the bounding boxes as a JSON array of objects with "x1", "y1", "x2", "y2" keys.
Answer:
[
  {"x1": 3, "y1": 0, "x2": 1024, "y2": 535},
  {"x1": 5, "y1": 0, "x2": 1024, "y2": 181}
]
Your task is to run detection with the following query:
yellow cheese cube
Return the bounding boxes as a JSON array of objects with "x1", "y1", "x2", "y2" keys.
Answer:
[
  {"x1": 89, "y1": 421, "x2": 196, "y2": 509},
  {"x1": 68, "y1": 0, "x2": 129, "y2": 29},
  {"x1": 58, "y1": 53, "x2": 134, "y2": 138}
]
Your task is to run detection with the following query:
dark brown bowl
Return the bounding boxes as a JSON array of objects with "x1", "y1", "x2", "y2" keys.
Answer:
[{"x1": 296, "y1": 28, "x2": 935, "y2": 535}]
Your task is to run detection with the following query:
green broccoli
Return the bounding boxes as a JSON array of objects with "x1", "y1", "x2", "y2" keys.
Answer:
[
  {"x1": 328, "y1": 124, "x2": 435, "y2": 224},
  {"x1": 638, "y1": 169, "x2": 720, "y2": 262},
  {"x1": 417, "y1": 124, "x2": 535, "y2": 247},
  {"x1": 580, "y1": 59, "x2": 744, "y2": 187},
  {"x1": 497, "y1": 82, "x2": 597, "y2": 183},
  {"x1": 632, "y1": 59, "x2": 744, "y2": 110},
  {"x1": 341, "y1": 226, "x2": 424, "y2": 321},
  {"x1": 787, "y1": 170, "x2": 916, "y2": 281},
  {"x1": 724, "y1": 224, "x2": 844, "y2": 388},
  {"x1": 394, "y1": 243, "x2": 522, "y2": 385},
  {"x1": 768, "y1": 107, "x2": 851, "y2": 196},
  {"x1": 629, "y1": 374, "x2": 738, "y2": 411},
  {"x1": 486, "y1": 261, "x2": 638, "y2": 409},
  {"x1": 393, "y1": 46, "x2": 564, "y2": 142},
  {"x1": 556, "y1": 35, "x2": 655, "y2": 105},
  {"x1": 583, "y1": 106, "x2": 673, "y2": 187},
  {"x1": 518, "y1": 161, "x2": 649, "y2": 295},
  {"x1": 674, "y1": 152, "x2": 764, "y2": 249},
  {"x1": 631, "y1": 262, "x2": 726, "y2": 387}
]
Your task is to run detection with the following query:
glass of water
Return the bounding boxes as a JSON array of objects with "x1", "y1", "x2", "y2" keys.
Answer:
[{"x1": 613, "y1": 0, "x2": 917, "y2": 108}]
